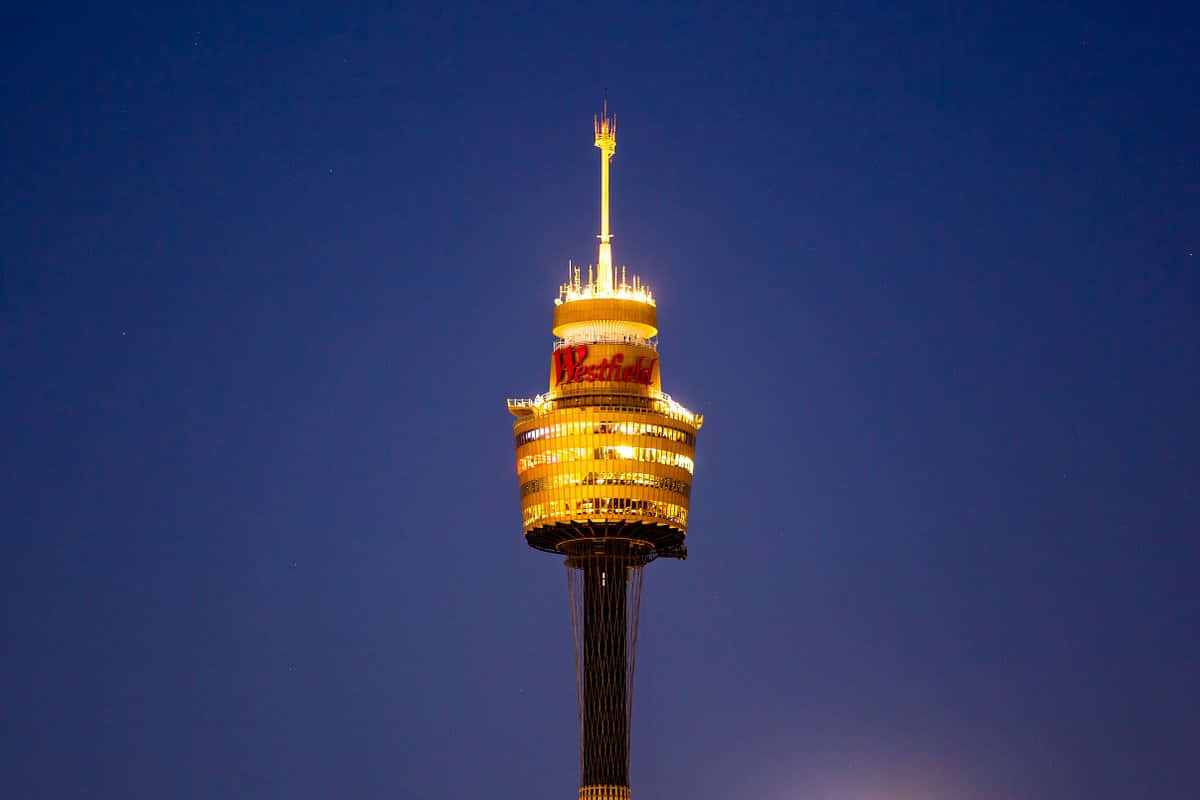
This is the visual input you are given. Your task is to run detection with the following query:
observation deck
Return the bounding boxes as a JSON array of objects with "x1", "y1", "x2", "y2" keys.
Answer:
[
  {"x1": 509, "y1": 268, "x2": 701, "y2": 560},
  {"x1": 508, "y1": 102, "x2": 701, "y2": 563}
]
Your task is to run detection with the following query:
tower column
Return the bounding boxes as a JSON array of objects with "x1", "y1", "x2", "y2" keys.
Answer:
[
  {"x1": 581, "y1": 557, "x2": 628, "y2": 787},
  {"x1": 566, "y1": 540, "x2": 648, "y2": 800}
]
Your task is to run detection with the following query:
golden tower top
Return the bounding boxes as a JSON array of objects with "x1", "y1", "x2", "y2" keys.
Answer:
[
  {"x1": 557, "y1": 100, "x2": 654, "y2": 308},
  {"x1": 507, "y1": 102, "x2": 703, "y2": 555}
]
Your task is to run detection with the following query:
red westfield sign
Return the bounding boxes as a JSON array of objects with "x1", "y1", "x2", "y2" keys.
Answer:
[{"x1": 554, "y1": 344, "x2": 657, "y2": 386}]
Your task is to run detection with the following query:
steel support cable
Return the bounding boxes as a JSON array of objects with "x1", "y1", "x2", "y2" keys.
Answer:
[{"x1": 565, "y1": 540, "x2": 649, "y2": 793}]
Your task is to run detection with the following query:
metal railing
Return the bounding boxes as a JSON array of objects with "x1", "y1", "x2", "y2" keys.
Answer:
[
  {"x1": 553, "y1": 334, "x2": 657, "y2": 351},
  {"x1": 507, "y1": 391, "x2": 702, "y2": 427}
]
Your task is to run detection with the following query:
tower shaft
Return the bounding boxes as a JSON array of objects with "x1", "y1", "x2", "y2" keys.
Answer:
[
  {"x1": 567, "y1": 542, "x2": 645, "y2": 800},
  {"x1": 581, "y1": 560, "x2": 629, "y2": 785}
]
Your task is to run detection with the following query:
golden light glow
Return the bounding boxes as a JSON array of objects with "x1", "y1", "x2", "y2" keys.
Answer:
[
  {"x1": 516, "y1": 420, "x2": 696, "y2": 447},
  {"x1": 522, "y1": 499, "x2": 689, "y2": 529},
  {"x1": 507, "y1": 390, "x2": 702, "y2": 428},
  {"x1": 519, "y1": 472, "x2": 691, "y2": 497},
  {"x1": 516, "y1": 445, "x2": 695, "y2": 476},
  {"x1": 554, "y1": 99, "x2": 657, "y2": 307},
  {"x1": 556, "y1": 265, "x2": 655, "y2": 306},
  {"x1": 509, "y1": 104, "x2": 702, "y2": 550},
  {"x1": 579, "y1": 784, "x2": 631, "y2": 800},
  {"x1": 594, "y1": 103, "x2": 616, "y2": 294}
]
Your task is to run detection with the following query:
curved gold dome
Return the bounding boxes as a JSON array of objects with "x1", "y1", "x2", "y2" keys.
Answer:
[{"x1": 552, "y1": 297, "x2": 658, "y2": 339}]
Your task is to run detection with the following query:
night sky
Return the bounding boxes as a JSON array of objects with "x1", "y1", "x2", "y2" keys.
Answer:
[{"x1": 4, "y1": 2, "x2": 1199, "y2": 799}]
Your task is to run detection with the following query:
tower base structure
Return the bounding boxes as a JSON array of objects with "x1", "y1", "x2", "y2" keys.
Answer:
[{"x1": 580, "y1": 786, "x2": 632, "y2": 800}]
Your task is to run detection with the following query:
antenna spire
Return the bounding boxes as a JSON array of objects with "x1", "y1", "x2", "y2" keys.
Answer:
[{"x1": 593, "y1": 96, "x2": 617, "y2": 293}]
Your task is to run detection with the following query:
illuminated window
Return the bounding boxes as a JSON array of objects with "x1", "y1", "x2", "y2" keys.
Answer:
[
  {"x1": 518, "y1": 445, "x2": 694, "y2": 474},
  {"x1": 520, "y1": 472, "x2": 691, "y2": 498},
  {"x1": 521, "y1": 499, "x2": 689, "y2": 528},
  {"x1": 516, "y1": 420, "x2": 696, "y2": 447}
]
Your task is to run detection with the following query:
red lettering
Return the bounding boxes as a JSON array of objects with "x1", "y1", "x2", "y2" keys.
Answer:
[
  {"x1": 644, "y1": 358, "x2": 657, "y2": 384},
  {"x1": 554, "y1": 349, "x2": 572, "y2": 384},
  {"x1": 633, "y1": 357, "x2": 652, "y2": 386},
  {"x1": 554, "y1": 347, "x2": 656, "y2": 386},
  {"x1": 555, "y1": 345, "x2": 588, "y2": 385}
]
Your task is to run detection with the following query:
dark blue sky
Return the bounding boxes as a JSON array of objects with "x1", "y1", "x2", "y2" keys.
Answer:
[{"x1": 4, "y1": 2, "x2": 1198, "y2": 798}]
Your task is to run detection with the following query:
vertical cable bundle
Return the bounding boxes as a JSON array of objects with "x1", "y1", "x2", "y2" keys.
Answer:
[{"x1": 565, "y1": 540, "x2": 650, "y2": 795}]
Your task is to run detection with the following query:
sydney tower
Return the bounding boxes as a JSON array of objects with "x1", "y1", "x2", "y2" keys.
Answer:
[{"x1": 506, "y1": 103, "x2": 703, "y2": 800}]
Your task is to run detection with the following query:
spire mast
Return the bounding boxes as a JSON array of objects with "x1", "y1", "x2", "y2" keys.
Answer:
[{"x1": 594, "y1": 96, "x2": 617, "y2": 293}]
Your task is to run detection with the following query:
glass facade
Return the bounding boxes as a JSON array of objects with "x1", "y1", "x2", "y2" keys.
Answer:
[
  {"x1": 510, "y1": 395, "x2": 699, "y2": 540},
  {"x1": 517, "y1": 446, "x2": 695, "y2": 475},
  {"x1": 520, "y1": 472, "x2": 691, "y2": 498},
  {"x1": 522, "y1": 499, "x2": 689, "y2": 529},
  {"x1": 516, "y1": 420, "x2": 696, "y2": 448}
]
